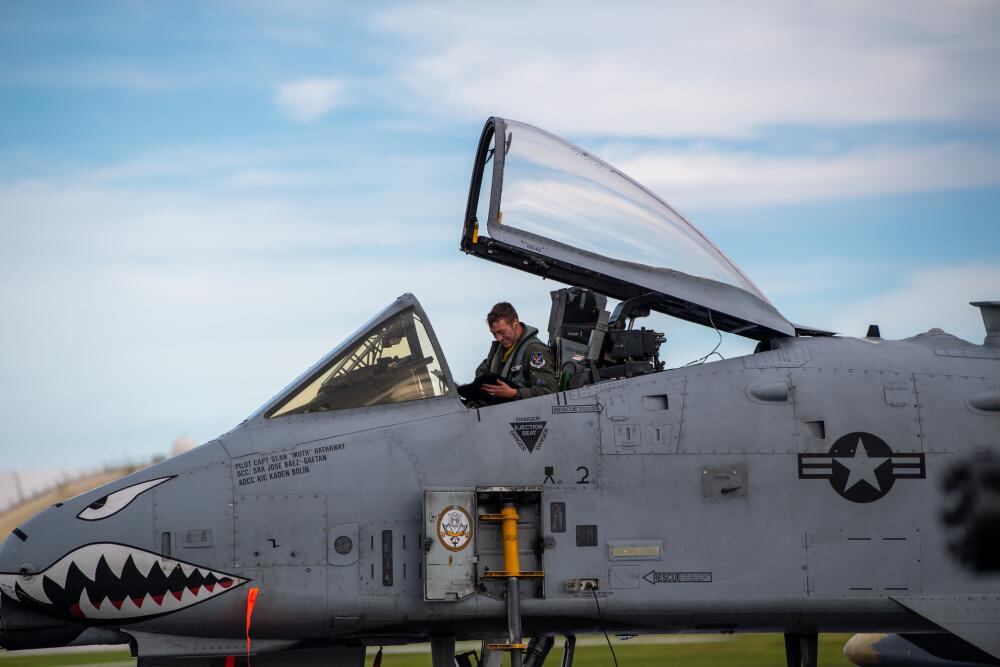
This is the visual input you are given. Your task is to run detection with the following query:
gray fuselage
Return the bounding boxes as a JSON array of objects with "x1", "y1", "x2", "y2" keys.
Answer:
[{"x1": 3, "y1": 327, "x2": 997, "y2": 646}]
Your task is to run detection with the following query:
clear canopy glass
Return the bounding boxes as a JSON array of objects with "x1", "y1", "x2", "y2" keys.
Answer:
[
  {"x1": 267, "y1": 307, "x2": 448, "y2": 417},
  {"x1": 494, "y1": 120, "x2": 769, "y2": 303}
]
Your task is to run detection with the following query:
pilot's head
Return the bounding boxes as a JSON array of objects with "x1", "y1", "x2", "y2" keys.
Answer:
[{"x1": 487, "y1": 302, "x2": 522, "y2": 349}]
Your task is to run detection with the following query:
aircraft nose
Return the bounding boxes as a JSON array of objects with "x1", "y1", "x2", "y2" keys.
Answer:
[
  {"x1": 0, "y1": 525, "x2": 39, "y2": 600},
  {"x1": 0, "y1": 502, "x2": 70, "y2": 601},
  {"x1": 0, "y1": 526, "x2": 28, "y2": 579},
  {"x1": 0, "y1": 571, "x2": 14, "y2": 599}
]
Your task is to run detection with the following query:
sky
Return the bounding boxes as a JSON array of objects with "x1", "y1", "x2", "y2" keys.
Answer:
[{"x1": 1, "y1": 1, "x2": 998, "y2": 473}]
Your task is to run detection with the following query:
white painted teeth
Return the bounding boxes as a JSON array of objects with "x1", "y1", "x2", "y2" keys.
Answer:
[
  {"x1": 42, "y1": 555, "x2": 74, "y2": 591},
  {"x1": 74, "y1": 554, "x2": 101, "y2": 581},
  {"x1": 103, "y1": 549, "x2": 127, "y2": 579},
  {"x1": 78, "y1": 589, "x2": 101, "y2": 617},
  {"x1": 18, "y1": 576, "x2": 52, "y2": 605},
  {"x1": 12, "y1": 543, "x2": 247, "y2": 620},
  {"x1": 129, "y1": 550, "x2": 158, "y2": 578},
  {"x1": 73, "y1": 545, "x2": 105, "y2": 581},
  {"x1": 49, "y1": 543, "x2": 105, "y2": 582}
]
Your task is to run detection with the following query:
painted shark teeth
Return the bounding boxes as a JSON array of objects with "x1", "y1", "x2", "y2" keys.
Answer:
[
  {"x1": 4, "y1": 543, "x2": 247, "y2": 621},
  {"x1": 72, "y1": 549, "x2": 102, "y2": 581},
  {"x1": 127, "y1": 549, "x2": 159, "y2": 579}
]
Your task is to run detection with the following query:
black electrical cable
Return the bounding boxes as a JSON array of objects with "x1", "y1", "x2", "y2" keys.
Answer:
[{"x1": 591, "y1": 587, "x2": 620, "y2": 667}]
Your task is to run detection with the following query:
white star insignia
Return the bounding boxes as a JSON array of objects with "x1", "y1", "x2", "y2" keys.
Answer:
[{"x1": 837, "y1": 437, "x2": 889, "y2": 492}]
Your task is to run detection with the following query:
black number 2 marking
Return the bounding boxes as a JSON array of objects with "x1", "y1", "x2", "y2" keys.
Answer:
[{"x1": 576, "y1": 466, "x2": 590, "y2": 484}]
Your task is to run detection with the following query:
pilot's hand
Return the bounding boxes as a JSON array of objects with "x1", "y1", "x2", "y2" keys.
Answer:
[{"x1": 482, "y1": 380, "x2": 518, "y2": 400}]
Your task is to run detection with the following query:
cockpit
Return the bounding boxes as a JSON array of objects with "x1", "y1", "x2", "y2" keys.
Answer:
[
  {"x1": 463, "y1": 117, "x2": 794, "y2": 340},
  {"x1": 264, "y1": 299, "x2": 451, "y2": 418},
  {"x1": 262, "y1": 117, "x2": 804, "y2": 418}
]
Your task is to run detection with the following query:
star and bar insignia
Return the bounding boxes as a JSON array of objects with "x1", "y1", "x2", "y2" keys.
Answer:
[{"x1": 798, "y1": 431, "x2": 925, "y2": 503}]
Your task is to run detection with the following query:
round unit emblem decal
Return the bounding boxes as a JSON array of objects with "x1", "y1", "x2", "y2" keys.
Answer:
[{"x1": 436, "y1": 505, "x2": 472, "y2": 552}]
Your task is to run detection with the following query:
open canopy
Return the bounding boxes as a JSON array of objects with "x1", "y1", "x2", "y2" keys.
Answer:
[{"x1": 461, "y1": 118, "x2": 795, "y2": 341}]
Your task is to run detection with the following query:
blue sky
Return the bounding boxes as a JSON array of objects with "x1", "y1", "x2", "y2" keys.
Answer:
[{"x1": 1, "y1": 1, "x2": 999, "y2": 471}]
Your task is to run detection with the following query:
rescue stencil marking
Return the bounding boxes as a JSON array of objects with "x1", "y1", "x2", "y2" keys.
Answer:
[
  {"x1": 510, "y1": 417, "x2": 548, "y2": 453},
  {"x1": 798, "y1": 432, "x2": 925, "y2": 503},
  {"x1": 436, "y1": 506, "x2": 472, "y2": 552},
  {"x1": 643, "y1": 571, "x2": 712, "y2": 584},
  {"x1": 551, "y1": 404, "x2": 603, "y2": 414}
]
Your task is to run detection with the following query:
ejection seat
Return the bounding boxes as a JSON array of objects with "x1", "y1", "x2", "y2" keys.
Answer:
[
  {"x1": 547, "y1": 287, "x2": 609, "y2": 390},
  {"x1": 547, "y1": 287, "x2": 666, "y2": 390}
]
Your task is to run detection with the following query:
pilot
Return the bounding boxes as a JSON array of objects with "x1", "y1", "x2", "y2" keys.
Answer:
[{"x1": 475, "y1": 302, "x2": 558, "y2": 401}]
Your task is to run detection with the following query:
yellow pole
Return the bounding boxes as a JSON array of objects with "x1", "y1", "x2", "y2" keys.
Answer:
[{"x1": 501, "y1": 503, "x2": 520, "y2": 576}]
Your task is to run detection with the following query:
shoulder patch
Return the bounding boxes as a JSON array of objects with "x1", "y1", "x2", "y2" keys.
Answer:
[{"x1": 530, "y1": 351, "x2": 546, "y2": 369}]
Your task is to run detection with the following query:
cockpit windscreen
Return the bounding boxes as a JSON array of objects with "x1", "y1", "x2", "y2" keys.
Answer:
[{"x1": 267, "y1": 308, "x2": 448, "y2": 418}]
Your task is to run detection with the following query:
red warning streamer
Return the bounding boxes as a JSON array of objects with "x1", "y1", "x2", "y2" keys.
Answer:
[{"x1": 246, "y1": 587, "x2": 260, "y2": 665}]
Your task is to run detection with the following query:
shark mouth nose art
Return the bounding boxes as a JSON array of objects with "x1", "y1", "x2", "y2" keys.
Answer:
[{"x1": 0, "y1": 543, "x2": 247, "y2": 621}]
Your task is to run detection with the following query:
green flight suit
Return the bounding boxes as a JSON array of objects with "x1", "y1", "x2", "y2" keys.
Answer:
[{"x1": 475, "y1": 324, "x2": 558, "y2": 399}]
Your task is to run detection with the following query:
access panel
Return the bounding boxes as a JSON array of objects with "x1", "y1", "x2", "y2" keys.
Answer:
[
  {"x1": 804, "y1": 529, "x2": 921, "y2": 597},
  {"x1": 424, "y1": 490, "x2": 476, "y2": 601}
]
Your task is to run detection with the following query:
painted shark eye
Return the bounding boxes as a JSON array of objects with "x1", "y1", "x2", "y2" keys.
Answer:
[{"x1": 77, "y1": 477, "x2": 174, "y2": 521}]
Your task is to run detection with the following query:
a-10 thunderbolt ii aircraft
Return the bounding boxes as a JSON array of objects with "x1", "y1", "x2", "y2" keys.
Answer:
[{"x1": 1, "y1": 117, "x2": 999, "y2": 667}]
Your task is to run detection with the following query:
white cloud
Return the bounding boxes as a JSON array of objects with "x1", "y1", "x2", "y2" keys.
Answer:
[
  {"x1": 0, "y1": 181, "x2": 451, "y2": 265},
  {"x1": 0, "y1": 171, "x2": 539, "y2": 467},
  {"x1": 274, "y1": 77, "x2": 349, "y2": 123},
  {"x1": 373, "y1": 1, "x2": 1000, "y2": 136},
  {"x1": 746, "y1": 259, "x2": 893, "y2": 302},
  {"x1": 606, "y1": 141, "x2": 1000, "y2": 208},
  {"x1": 753, "y1": 262, "x2": 1000, "y2": 341},
  {"x1": 823, "y1": 264, "x2": 1000, "y2": 343}
]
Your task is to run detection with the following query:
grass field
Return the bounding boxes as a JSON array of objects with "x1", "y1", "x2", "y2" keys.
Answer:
[
  {"x1": 0, "y1": 649, "x2": 134, "y2": 666},
  {"x1": 0, "y1": 633, "x2": 856, "y2": 667}
]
